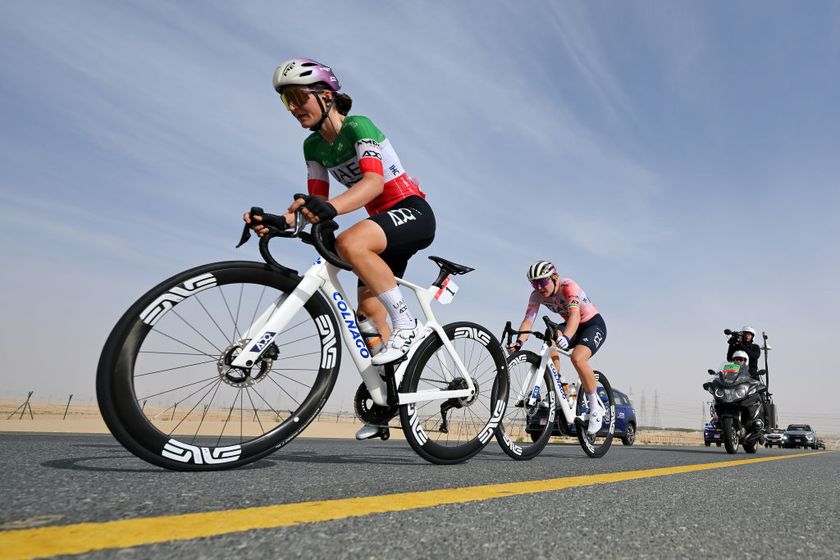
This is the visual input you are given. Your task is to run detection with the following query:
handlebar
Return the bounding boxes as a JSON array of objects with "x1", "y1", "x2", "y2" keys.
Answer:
[
  {"x1": 500, "y1": 316, "x2": 564, "y2": 348},
  {"x1": 237, "y1": 199, "x2": 354, "y2": 273}
]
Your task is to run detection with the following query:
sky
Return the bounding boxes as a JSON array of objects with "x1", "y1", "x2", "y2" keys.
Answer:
[{"x1": 1, "y1": 1, "x2": 839, "y2": 431}]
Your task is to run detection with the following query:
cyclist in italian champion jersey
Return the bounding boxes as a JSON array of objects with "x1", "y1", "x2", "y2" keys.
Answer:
[
  {"x1": 509, "y1": 261, "x2": 608, "y2": 434},
  {"x1": 244, "y1": 58, "x2": 434, "y2": 375}
]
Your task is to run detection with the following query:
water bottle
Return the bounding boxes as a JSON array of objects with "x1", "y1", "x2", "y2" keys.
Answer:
[{"x1": 358, "y1": 316, "x2": 384, "y2": 356}]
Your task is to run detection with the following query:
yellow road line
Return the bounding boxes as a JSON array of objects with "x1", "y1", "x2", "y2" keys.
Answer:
[{"x1": 1, "y1": 451, "x2": 828, "y2": 559}]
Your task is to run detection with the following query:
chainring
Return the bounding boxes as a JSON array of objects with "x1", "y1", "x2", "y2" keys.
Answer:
[{"x1": 354, "y1": 383, "x2": 398, "y2": 425}]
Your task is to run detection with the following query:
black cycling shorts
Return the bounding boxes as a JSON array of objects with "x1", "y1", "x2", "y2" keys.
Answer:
[
  {"x1": 562, "y1": 314, "x2": 607, "y2": 356},
  {"x1": 358, "y1": 195, "x2": 436, "y2": 287}
]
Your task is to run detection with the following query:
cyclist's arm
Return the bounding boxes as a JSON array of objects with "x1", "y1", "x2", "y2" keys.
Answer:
[
  {"x1": 515, "y1": 317, "x2": 534, "y2": 344},
  {"x1": 328, "y1": 172, "x2": 385, "y2": 215},
  {"x1": 562, "y1": 307, "x2": 581, "y2": 340},
  {"x1": 517, "y1": 293, "x2": 541, "y2": 344}
]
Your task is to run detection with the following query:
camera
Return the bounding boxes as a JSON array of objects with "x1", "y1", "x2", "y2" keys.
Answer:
[{"x1": 724, "y1": 328, "x2": 743, "y2": 343}]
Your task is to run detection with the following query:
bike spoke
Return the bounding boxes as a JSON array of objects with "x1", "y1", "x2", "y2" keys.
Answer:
[
  {"x1": 139, "y1": 351, "x2": 210, "y2": 357},
  {"x1": 275, "y1": 333, "x2": 319, "y2": 348},
  {"x1": 135, "y1": 358, "x2": 218, "y2": 378},
  {"x1": 247, "y1": 285, "x2": 268, "y2": 338},
  {"x1": 269, "y1": 370, "x2": 315, "y2": 389},
  {"x1": 245, "y1": 387, "x2": 264, "y2": 433},
  {"x1": 265, "y1": 373, "x2": 303, "y2": 409},
  {"x1": 171, "y1": 308, "x2": 225, "y2": 355},
  {"x1": 191, "y1": 381, "x2": 223, "y2": 444},
  {"x1": 193, "y1": 292, "x2": 234, "y2": 346},
  {"x1": 138, "y1": 376, "x2": 219, "y2": 401},
  {"x1": 148, "y1": 329, "x2": 217, "y2": 360},
  {"x1": 167, "y1": 379, "x2": 222, "y2": 436},
  {"x1": 216, "y1": 399, "x2": 237, "y2": 447}
]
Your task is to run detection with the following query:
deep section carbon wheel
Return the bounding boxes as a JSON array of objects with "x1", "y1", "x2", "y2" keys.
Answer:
[
  {"x1": 399, "y1": 322, "x2": 508, "y2": 465},
  {"x1": 494, "y1": 350, "x2": 556, "y2": 460},
  {"x1": 97, "y1": 261, "x2": 341, "y2": 470},
  {"x1": 575, "y1": 370, "x2": 615, "y2": 458}
]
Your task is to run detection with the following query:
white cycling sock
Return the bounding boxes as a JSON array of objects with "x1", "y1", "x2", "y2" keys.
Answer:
[
  {"x1": 587, "y1": 391, "x2": 601, "y2": 413},
  {"x1": 377, "y1": 286, "x2": 415, "y2": 330}
]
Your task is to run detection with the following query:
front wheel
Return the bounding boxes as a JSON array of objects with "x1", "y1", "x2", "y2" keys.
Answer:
[
  {"x1": 576, "y1": 371, "x2": 615, "y2": 458},
  {"x1": 399, "y1": 322, "x2": 509, "y2": 465},
  {"x1": 722, "y1": 417, "x2": 740, "y2": 454},
  {"x1": 494, "y1": 350, "x2": 556, "y2": 460},
  {"x1": 97, "y1": 261, "x2": 342, "y2": 471}
]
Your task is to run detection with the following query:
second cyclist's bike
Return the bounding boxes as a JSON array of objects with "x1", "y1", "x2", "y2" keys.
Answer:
[
  {"x1": 496, "y1": 318, "x2": 615, "y2": 460},
  {"x1": 96, "y1": 203, "x2": 509, "y2": 470}
]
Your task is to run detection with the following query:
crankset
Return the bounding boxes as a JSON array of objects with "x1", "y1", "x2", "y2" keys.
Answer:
[{"x1": 354, "y1": 383, "x2": 398, "y2": 425}]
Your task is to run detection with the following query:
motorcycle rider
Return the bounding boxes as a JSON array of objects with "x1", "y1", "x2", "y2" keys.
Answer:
[
  {"x1": 727, "y1": 326, "x2": 761, "y2": 377},
  {"x1": 730, "y1": 350, "x2": 765, "y2": 437}
]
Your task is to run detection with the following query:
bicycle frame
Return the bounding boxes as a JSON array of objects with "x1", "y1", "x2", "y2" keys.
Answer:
[
  {"x1": 230, "y1": 257, "x2": 475, "y2": 407},
  {"x1": 516, "y1": 340, "x2": 580, "y2": 424}
]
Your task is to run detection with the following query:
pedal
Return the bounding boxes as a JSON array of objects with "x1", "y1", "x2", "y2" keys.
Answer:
[{"x1": 378, "y1": 427, "x2": 390, "y2": 441}]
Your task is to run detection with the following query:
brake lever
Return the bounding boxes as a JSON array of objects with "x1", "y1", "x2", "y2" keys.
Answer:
[{"x1": 236, "y1": 206, "x2": 264, "y2": 248}]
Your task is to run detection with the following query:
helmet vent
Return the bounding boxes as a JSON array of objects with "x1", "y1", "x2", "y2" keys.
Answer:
[
  {"x1": 299, "y1": 70, "x2": 313, "y2": 77},
  {"x1": 301, "y1": 62, "x2": 317, "y2": 67}
]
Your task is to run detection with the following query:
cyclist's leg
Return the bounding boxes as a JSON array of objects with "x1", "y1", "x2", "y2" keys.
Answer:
[
  {"x1": 569, "y1": 315, "x2": 607, "y2": 393},
  {"x1": 357, "y1": 286, "x2": 391, "y2": 343},
  {"x1": 349, "y1": 197, "x2": 435, "y2": 363},
  {"x1": 569, "y1": 315, "x2": 607, "y2": 432}
]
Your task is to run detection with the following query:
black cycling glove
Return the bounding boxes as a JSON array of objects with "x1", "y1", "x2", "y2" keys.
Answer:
[{"x1": 294, "y1": 193, "x2": 337, "y2": 222}]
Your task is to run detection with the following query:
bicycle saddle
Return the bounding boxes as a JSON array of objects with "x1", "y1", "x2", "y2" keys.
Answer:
[{"x1": 428, "y1": 256, "x2": 474, "y2": 276}]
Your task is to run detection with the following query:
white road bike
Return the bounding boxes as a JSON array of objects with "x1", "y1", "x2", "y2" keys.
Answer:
[
  {"x1": 97, "y1": 205, "x2": 509, "y2": 470},
  {"x1": 495, "y1": 318, "x2": 615, "y2": 460}
]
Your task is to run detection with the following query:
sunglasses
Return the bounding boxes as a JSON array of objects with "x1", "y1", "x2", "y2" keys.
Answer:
[
  {"x1": 530, "y1": 277, "x2": 553, "y2": 290},
  {"x1": 279, "y1": 86, "x2": 326, "y2": 110}
]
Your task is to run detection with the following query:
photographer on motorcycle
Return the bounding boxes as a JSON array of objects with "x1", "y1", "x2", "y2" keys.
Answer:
[
  {"x1": 730, "y1": 351, "x2": 765, "y2": 437},
  {"x1": 727, "y1": 326, "x2": 761, "y2": 377}
]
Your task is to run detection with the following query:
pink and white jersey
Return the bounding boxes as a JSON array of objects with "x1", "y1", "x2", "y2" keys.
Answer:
[{"x1": 524, "y1": 278, "x2": 600, "y2": 324}]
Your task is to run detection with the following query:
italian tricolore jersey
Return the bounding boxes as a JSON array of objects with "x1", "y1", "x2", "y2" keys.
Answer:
[{"x1": 304, "y1": 115, "x2": 424, "y2": 216}]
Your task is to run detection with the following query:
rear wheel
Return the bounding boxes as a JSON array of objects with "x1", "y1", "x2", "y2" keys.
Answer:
[
  {"x1": 576, "y1": 371, "x2": 615, "y2": 458},
  {"x1": 494, "y1": 350, "x2": 556, "y2": 460},
  {"x1": 399, "y1": 322, "x2": 508, "y2": 465},
  {"x1": 722, "y1": 417, "x2": 740, "y2": 454},
  {"x1": 97, "y1": 261, "x2": 342, "y2": 471}
]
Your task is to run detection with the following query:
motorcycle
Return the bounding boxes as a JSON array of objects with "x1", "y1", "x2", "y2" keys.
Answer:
[{"x1": 703, "y1": 361, "x2": 768, "y2": 454}]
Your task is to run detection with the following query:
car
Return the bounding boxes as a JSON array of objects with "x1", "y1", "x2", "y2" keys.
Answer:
[
  {"x1": 704, "y1": 421, "x2": 723, "y2": 447},
  {"x1": 783, "y1": 424, "x2": 817, "y2": 449},
  {"x1": 815, "y1": 439, "x2": 826, "y2": 450},
  {"x1": 763, "y1": 427, "x2": 786, "y2": 448},
  {"x1": 526, "y1": 387, "x2": 638, "y2": 446}
]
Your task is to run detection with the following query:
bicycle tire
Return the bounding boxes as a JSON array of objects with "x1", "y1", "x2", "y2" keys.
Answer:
[
  {"x1": 97, "y1": 261, "x2": 342, "y2": 471},
  {"x1": 399, "y1": 322, "x2": 508, "y2": 465},
  {"x1": 575, "y1": 370, "x2": 615, "y2": 458},
  {"x1": 495, "y1": 350, "x2": 556, "y2": 460}
]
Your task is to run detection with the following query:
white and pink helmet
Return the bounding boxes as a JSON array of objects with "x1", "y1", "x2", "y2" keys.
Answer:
[{"x1": 272, "y1": 58, "x2": 341, "y2": 93}]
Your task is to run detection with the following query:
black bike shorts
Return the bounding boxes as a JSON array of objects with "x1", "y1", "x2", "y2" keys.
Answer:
[
  {"x1": 358, "y1": 195, "x2": 436, "y2": 286},
  {"x1": 563, "y1": 313, "x2": 607, "y2": 356}
]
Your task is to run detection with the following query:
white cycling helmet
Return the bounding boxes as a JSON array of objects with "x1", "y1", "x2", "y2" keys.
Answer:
[
  {"x1": 741, "y1": 326, "x2": 756, "y2": 336},
  {"x1": 272, "y1": 58, "x2": 341, "y2": 93},
  {"x1": 732, "y1": 350, "x2": 749, "y2": 364},
  {"x1": 527, "y1": 261, "x2": 556, "y2": 281}
]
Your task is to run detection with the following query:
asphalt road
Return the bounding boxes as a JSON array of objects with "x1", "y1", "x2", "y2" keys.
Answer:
[{"x1": 1, "y1": 433, "x2": 837, "y2": 559}]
